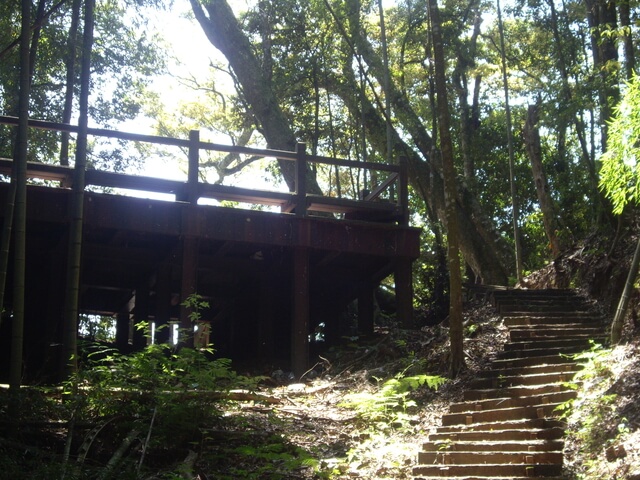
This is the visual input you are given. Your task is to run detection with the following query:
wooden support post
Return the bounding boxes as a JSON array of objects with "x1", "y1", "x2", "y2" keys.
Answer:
[
  {"x1": 291, "y1": 246, "x2": 309, "y2": 378},
  {"x1": 180, "y1": 236, "x2": 199, "y2": 348},
  {"x1": 295, "y1": 142, "x2": 307, "y2": 217},
  {"x1": 258, "y1": 267, "x2": 276, "y2": 361},
  {"x1": 154, "y1": 264, "x2": 172, "y2": 345},
  {"x1": 358, "y1": 280, "x2": 375, "y2": 335},
  {"x1": 115, "y1": 311, "x2": 130, "y2": 352},
  {"x1": 133, "y1": 284, "x2": 149, "y2": 350},
  {"x1": 399, "y1": 156, "x2": 409, "y2": 225},
  {"x1": 395, "y1": 258, "x2": 414, "y2": 329},
  {"x1": 187, "y1": 130, "x2": 200, "y2": 204}
]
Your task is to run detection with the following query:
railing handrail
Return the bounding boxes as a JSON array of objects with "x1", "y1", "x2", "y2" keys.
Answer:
[{"x1": 0, "y1": 115, "x2": 408, "y2": 224}]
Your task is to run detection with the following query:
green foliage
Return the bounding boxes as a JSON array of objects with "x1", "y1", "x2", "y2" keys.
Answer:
[
  {"x1": 340, "y1": 372, "x2": 446, "y2": 431},
  {"x1": 227, "y1": 440, "x2": 322, "y2": 479},
  {"x1": 58, "y1": 341, "x2": 258, "y2": 477},
  {"x1": 181, "y1": 292, "x2": 210, "y2": 324},
  {"x1": 600, "y1": 74, "x2": 640, "y2": 214}
]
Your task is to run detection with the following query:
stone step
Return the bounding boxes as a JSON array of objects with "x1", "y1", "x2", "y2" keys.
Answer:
[
  {"x1": 491, "y1": 288, "x2": 577, "y2": 298},
  {"x1": 415, "y1": 477, "x2": 567, "y2": 480},
  {"x1": 415, "y1": 476, "x2": 567, "y2": 480},
  {"x1": 449, "y1": 390, "x2": 576, "y2": 413},
  {"x1": 498, "y1": 342, "x2": 598, "y2": 358},
  {"x1": 498, "y1": 303, "x2": 591, "y2": 314},
  {"x1": 477, "y1": 361, "x2": 581, "y2": 378},
  {"x1": 428, "y1": 426, "x2": 565, "y2": 443},
  {"x1": 501, "y1": 310, "x2": 598, "y2": 318},
  {"x1": 497, "y1": 301, "x2": 589, "y2": 312},
  {"x1": 502, "y1": 337, "x2": 606, "y2": 353},
  {"x1": 463, "y1": 383, "x2": 572, "y2": 401},
  {"x1": 413, "y1": 462, "x2": 563, "y2": 478},
  {"x1": 504, "y1": 316, "x2": 605, "y2": 327},
  {"x1": 509, "y1": 327, "x2": 605, "y2": 341},
  {"x1": 418, "y1": 450, "x2": 563, "y2": 466},
  {"x1": 436, "y1": 417, "x2": 566, "y2": 434},
  {"x1": 423, "y1": 439, "x2": 565, "y2": 452},
  {"x1": 442, "y1": 403, "x2": 561, "y2": 426},
  {"x1": 470, "y1": 371, "x2": 576, "y2": 389},
  {"x1": 491, "y1": 354, "x2": 581, "y2": 369}
]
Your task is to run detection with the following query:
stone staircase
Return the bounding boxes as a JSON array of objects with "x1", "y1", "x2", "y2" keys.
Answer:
[{"x1": 414, "y1": 288, "x2": 608, "y2": 480}]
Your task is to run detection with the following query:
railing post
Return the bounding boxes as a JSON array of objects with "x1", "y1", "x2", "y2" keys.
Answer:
[
  {"x1": 187, "y1": 130, "x2": 200, "y2": 204},
  {"x1": 295, "y1": 142, "x2": 307, "y2": 216},
  {"x1": 399, "y1": 156, "x2": 409, "y2": 225}
]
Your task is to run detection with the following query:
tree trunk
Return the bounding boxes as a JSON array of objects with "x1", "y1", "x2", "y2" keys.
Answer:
[
  {"x1": 60, "y1": 0, "x2": 82, "y2": 167},
  {"x1": 332, "y1": 66, "x2": 510, "y2": 285},
  {"x1": 10, "y1": 0, "x2": 32, "y2": 392},
  {"x1": 618, "y1": 0, "x2": 634, "y2": 80},
  {"x1": 453, "y1": 7, "x2": 483, "y2": 187},
  {"x1": 339, "y1": 5, "x2": 511, "y2": 285},
  {"x1": 584, "y1": 0, "x2": 619, "y2": 150},
  {"x1": 428, "y1": 0, "x2": 465, "y2": 378},
  {"x1": 524, "y1": 105, "x2": 563, "y2": 257},
  {"x1": 497, "y1": 0, "x2": 523, "y2": 284},
  {"x1": 190, "y1": 0, "x2": 322, "y2": 195},
  {"x1": 63, "y1": 0, "x2": 95, "y2": 377},
  {"x1": 611, "y1": 234, "x2": 640, "y2": 343}
]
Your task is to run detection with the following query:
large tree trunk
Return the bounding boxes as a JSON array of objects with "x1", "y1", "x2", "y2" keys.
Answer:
[
  {"x1": 428, "y1": 0, "x2": 465, "y2": 377},
  {"x1": 190, "y1": 0, "x2": 322, "y2": 195},
  {"x1": 524, "y1": 105, "x2": 563, "y2": 257}
]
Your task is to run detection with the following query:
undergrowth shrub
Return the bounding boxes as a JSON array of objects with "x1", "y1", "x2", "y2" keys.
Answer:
[{"x1": 340, "y1": 372, "x2": 446, "y2": 431}]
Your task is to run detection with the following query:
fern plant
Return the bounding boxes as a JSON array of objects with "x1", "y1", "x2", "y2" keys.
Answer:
[{"x1": 341, "y1": 373, "x2": 446, "y2": 431}]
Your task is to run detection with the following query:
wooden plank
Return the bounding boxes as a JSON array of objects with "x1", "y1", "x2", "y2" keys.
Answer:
[
  {"x1": 0, "y1": 158, "x2": 72, "y2": 182},
  {"x1": 199, "y1": 183, "x2": 293, "y2": 206},
  {"x1": 85, "y1": 169, "x2": 185, "y2": 195}
]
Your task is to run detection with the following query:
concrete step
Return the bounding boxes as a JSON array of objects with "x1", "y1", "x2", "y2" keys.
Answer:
[
  {"x1": 415, "y1": 477, "x2": 567, "y2": 480},
  {"x1": 436, "y1": 417, "x2": 566, "y2": 434},
  {"x1": 504, "y1": 316, "x2": 605, "y2": 327},
  {"x1": 428, "y1": 426, "x2": 565, "y2": 442},
  {"x1": 491, "y1": 288, "x2": 577, "y2": 298},
  {"x1": 442, "y1": 403, "x2": 562, "y2": 426},
  {"x1": 423, "y1": 439, "x2": 565, "y2": 452},
  {"x1": 498, "y1": 303, "x2": 591, "y2": 314},
  {"x1": 413, "y1": 462, "x2": 563, "y2": 478},
  {"x1": 490, "y1": 354, "x2": 581, "y2": 369},
  {"x1": 502, "y1": 337, "x2": 606, "y2": 352},
  {"x1": 418, "y1": 450, "x2": 563, "y2": 466},
  {"x1": 450, "y1": 390, "x2": 576, "y2": 413},
  {"x1": 470, "y1": 371, "x2": 576, "y2": 389},
  {"x1": 477, "y1": 361, "x2": 581, "y2": 378},
  {"x1": 497, "y1": 344, "x2": 597, "y2": 360},
  {"x1": 509, "y1": 327, "x2": 605, "y2": 340},
  {"x1": 463, "y1": 383, "x2": 572, "y2": 401},
  {"x1": 501, "y1": 310, "x2": 599, "y2": 318}
]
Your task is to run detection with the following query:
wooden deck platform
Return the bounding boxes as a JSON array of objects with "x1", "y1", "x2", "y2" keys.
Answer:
[{"x1": 0, "y1": 116, "x2": 420, "y2": 381}]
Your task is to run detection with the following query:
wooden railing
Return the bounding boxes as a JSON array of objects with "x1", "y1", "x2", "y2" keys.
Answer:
[{"x1": 0, "y1": 115, "x2": 409, "y2": 224}]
